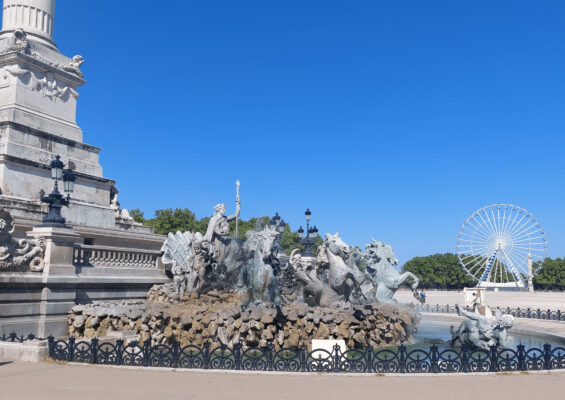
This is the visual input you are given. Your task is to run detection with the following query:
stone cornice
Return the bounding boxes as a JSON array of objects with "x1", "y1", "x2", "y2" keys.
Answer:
[
  {"x1": 0, "y1": 50, "x2": 85, "y2": 87},
  {"x1": 0, "y1": 120, "x2": 100, "y2": 153},
  {"x1": 0, "y1": 154, "x2": 114, "y2": 184}
]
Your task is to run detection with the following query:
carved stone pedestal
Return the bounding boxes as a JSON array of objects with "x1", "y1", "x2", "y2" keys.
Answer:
[
  {"x1": 0, "y1": 221, "x2": 167, "y2": 338},
  {"x1": 0, "y1": 224, "x2": 79, "y2": 337}
]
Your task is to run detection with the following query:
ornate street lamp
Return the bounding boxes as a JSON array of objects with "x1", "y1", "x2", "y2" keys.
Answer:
[
  {"x1": 303, "y1": 209, "x2": 313, "y2": 257},
  {"x1": 308, "y1": 225, "x2": 318, "y2": 240},
  {"x1": 276, "y1": 218, "x2": 286, "y2": 234},
  {"x1": 270, "y1": 212, "x2": 281, "y2": 230},
  {"x1": 40, "y1": 155, "x2": 75, "y2": 227}
]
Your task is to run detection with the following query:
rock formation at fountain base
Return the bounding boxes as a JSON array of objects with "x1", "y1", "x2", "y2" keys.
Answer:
[{"x1": 67, "y1": 286, "x2": 420, "y2": 350}]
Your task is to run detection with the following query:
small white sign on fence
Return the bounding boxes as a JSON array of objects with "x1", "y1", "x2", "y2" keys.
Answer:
[{"x1": 311, "y1": 339, "x2": 346, "y2": 359}]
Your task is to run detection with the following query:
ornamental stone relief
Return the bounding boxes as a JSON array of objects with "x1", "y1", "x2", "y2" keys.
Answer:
[
  {"x1": 1, "y1": 64, "x2": 79, "y2": 102},
  {"x1": 0, "y1": 209, "x2": 45, "y2": 272}
]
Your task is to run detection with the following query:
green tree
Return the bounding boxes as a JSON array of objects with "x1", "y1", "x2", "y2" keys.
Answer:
[
  {"x1": 402, "y1": 253, "x2": 475, "y2": 289},
  {"x1": 146, "y1": 208, "x2": 204, "y2": 235},
  {"x1": 129, "y1": 208, "x2": 145, "y2": 224},
  {"x1": 133, "y1": 207, "x2": 323, "y2": 258},
  {"x1": 534, "y1": 258, "x2": 565, "y2": 290},
  {"x1": 280, "y1": 225, "x2": 304, "y2": 255}
]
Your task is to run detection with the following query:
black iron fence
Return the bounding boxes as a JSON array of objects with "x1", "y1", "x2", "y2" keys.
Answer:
[
  {"x1": 0, "y1": 333, "x2": 49, "y2": 343},
  {"x1": 416, "y1": 304, "x2": 565, "y2": 321},
  {"x1": 47, "y1": 337, "x2": 565, "y2": 373}
]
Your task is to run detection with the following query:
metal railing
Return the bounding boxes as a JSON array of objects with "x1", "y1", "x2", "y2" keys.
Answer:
[
  {"x1": 0, "y1": 333, "x2": 49, "y2": 342},
  {"x1": 73, "y1": 244, "x2": 162, "y2": 269},
  {"x1": 416, "y1": 304, "x2": 565, "y2": 321},
  {"x1": 48, "y1": 338, "x2": 565, "y2": 373}
]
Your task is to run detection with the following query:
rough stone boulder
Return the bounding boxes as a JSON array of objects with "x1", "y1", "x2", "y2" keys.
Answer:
[{"x1": 68, "y1": 292, "x2": 420, "y2": 350}]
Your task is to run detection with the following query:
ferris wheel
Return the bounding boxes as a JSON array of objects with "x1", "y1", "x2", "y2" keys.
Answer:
[{"x1": 456, "y1": 204, "x2": 547, "y2": 288}]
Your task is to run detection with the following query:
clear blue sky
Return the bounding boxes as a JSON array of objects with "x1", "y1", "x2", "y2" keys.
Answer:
[{"x1": 50, "y1": 1, "x2": 564, "y2": 264}]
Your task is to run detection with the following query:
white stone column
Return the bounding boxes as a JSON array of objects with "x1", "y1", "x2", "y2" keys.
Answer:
[{"x1": 1, "y1": 0, "x2": 57, "y2": 48}]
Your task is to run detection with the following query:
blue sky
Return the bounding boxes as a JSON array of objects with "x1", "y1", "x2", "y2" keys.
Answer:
[{"x1": 50, "y1": 1, "x2": 564, "y2": 264}]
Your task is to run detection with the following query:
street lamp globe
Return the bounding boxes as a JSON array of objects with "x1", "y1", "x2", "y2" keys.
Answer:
[
  {"x1": 309, "y1": 225, "x2": 318, "y2": 240},
  {"x1": 305, "y1": 208, "x2": 311, "y2": 222},
  {"x1": 297, "y1": 226, "x2": 304, "y2": 236},
  {"x1": 277, "y1": 219, "x2": 286, "y2": 233},
  {"x1": 270, "y1": 212, "x2": 281, "y2": 230},
  {"x1": 50, "y1": 155, "x2": 64, "y2": 180},
  {"x1": 63, "y1": 169, "x2": 76, "y2": 194}
]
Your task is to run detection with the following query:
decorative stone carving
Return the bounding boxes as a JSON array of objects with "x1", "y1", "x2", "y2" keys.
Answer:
[
  {"x1": 63, "y1": 55, "x2": 85, "y2": 78},
  {"x1": 289, "y1": 248, "x2": 325, "y2": 306},
  {"x1": 5, "y1": 29, "x2": 30, "y2": 54},
  {"x1": 240, "y1": 227, "x2": 280, "y2": 304},
  {"x1": 109, "y1": 185, "x2": 119, "y2": 209},
  {"x1": 161, "y1": 231, "x2": 212, "y2": 300},
  {"x1": 1, "y1": 64, "x2": 79, "y2": 102},
  {"x1": 32, "y1": 71, "x2": 79, "y2": 101},
  {"x1": 0, "y1": 209, "x2": 45, "y2": 272},
  {"x1": 203, "y1": 200, "x2": 241, "y2": 272},
  {"x1": 109, "y1": 185, "x2": 134, "y2": 221},
  {"x1": 171, "y1": 261, "x2": 187, "y2": 302},
  {"x1": 450, "y1": 305, "x2": 514, "y2": 349},
  {"x1": 159, "y1": 199, "x2": 422, "y2": 307},
  {"x1": 362, "y1": 240, "x2": 420, "y2": 304},
  {"x1": 0, "y1": 29, "x2": 85, "y2": 79}
]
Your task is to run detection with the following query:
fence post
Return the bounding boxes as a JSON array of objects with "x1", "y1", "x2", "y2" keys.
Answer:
[
  {"x1": 547, "y1": 309, "x2": 551, "y2": 320},
  {"x1": 67, "y1": 337, "x2": 75, "y2": 362},
  {"x1": 536, "y1": 308, "x2": 541, "y2": 319},
  {"x1": 116, "y1": 339, "x2": 124, "y2": 365},
  {"x1": 543, "y1": 344, "x2": 552, "y2": 370},
  {"x1": 47, "y1": 336, "x2": 55, "y2": 359},
  {"x1": 233, "y1": 343, "x2": 242, "y2": 370},
  {"x1": 90, "y1": 338, "x2": 98, "y2": 364},
  {"x1": 267, "y1": 343, "x2": 274, "y2": 371},
  {"x1": 398, "y1": 345, "x2": 407, "y2": 373},
  {"x1": 299, "y1": 344, "x2": 308, "y2": 372},
  {"x1": 365, "y1": 345, "x2": 373, "y2": 373},
  {"x1": 558, "y1": 310, "x2": 563, "y2": 321},
  {"x1": 142, "y1": 339, "x2": 151, "y2": 367},
  {"x1": 460, "y1": 345, "x2": 469, "y2": 373},
  {"x1": 527, "y1": 308, "x2": 532, "y2": 318},
  {"x1": 517, "y1": 344, "x2": 526, "y2": 371},
  {"x1": 333, "y1": 344, "x2": 341, "y2": 373},
  {"x1": 203, "y1": 342, "x2": 210, "y2": 369},
  {"x1": 430, "y1": 345, "x2": 439, "y2": 373},
  {"x1": 489, "y1": 345, "x2": 498, "y2": 372},
  {"x1": 171, "y1": 340, "x2": 180, "y2": 368}
]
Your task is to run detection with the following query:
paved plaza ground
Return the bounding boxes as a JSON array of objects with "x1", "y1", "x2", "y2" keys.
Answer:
[
  {"x1": 396, "y1": 289, "x2": 565, "y2": 309},
  {"x1": 1, "y1": 360, "x2": 564, "y2": 400}
]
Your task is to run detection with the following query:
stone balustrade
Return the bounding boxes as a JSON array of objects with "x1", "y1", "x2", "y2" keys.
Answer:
[{"x1": 73, "y1": 244, "x2": 162, "y2": 269}]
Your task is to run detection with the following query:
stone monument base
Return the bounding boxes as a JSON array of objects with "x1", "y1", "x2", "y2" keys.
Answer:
[
  {"x1": 0, "y1": 340, "x2": 48, "y2": 362},
  {"x1": 0, "y1": 223, "x2": 167, "y2": 338}
]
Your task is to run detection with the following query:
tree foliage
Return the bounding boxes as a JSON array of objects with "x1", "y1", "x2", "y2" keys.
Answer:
[
  {"x1": 533, "y1": 258, "x2": 565, "y2": 290},
  {"x1": 402, "y1": 253, "x2": 475, "y2": 289},
  {"x1": 135, "y1": 207, "x2": 320, "y2": 255},
  {"x1": 403, "y1": 254, "x2": 565, "y2": 291},
  {"x1": 141, "y1": 208, "x2": 209, "y2": 235},
  {"x1": 129, "y1": 208, "x2": 145, "y2": 224}
]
